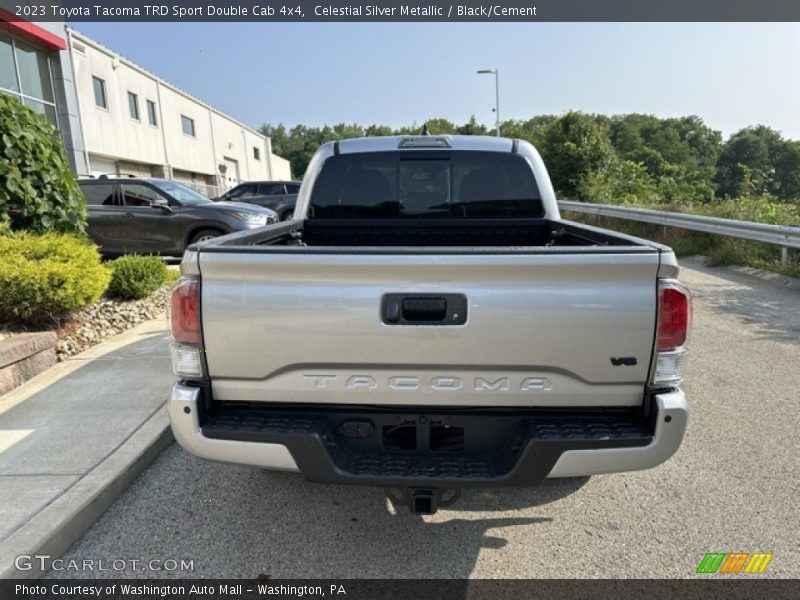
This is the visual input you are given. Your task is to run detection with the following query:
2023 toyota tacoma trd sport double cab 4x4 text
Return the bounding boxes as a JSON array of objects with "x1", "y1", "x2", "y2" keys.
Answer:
[{"x1": 167, "y1": 135, "x2": 691, "y2": 514}]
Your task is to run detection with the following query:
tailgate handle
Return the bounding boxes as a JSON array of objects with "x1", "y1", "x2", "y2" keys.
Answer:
[
  {"x1": 382, "y1": 294, "x2": 467, "y2": 326},
  {"x1": 402, "y1": 297, "x2": 447, "y2": 322}
]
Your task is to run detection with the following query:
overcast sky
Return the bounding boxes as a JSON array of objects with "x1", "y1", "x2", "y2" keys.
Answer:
[{"x1": 74, "y1": 22, "x2": 800, "y2": 140}]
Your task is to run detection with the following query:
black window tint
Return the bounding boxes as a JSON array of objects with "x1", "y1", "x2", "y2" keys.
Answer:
[
  {"x1": 81, "y1": 183, "x2": 116, "y2": 206},
  {"x1": 257, "y1": 183, "x2": 285, "y2": 196},
  {"x1": 399, "y1": 159, "x2": 450, "y2": 216},
  {"x1": 309, "y1": 151, "x2": 542, "y2": 218},
  {"x1": 228, "y1": 184, "x2": 255, "y2": 198},
  {"x1": 311, "y1": 154, "x2": 397, "y2": 218},
  {"x1": 120, "y1": 184, "x2": 164, "y2": 207},
  {"x1": 452, "y1": 153, "x2": 542, "y2": 218}
]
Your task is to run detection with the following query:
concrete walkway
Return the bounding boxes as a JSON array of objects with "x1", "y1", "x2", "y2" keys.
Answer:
[{"x1": 0, "y1": 318, "x2": 175, "y2": 578}]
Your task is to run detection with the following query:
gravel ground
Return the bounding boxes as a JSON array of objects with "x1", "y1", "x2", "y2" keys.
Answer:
[
  {"x1": 55, "y1": 286, "x2": 171, "y2": 361},
  {"x1": 50, "y1": 259, "x2": 800, "y2": 579}
]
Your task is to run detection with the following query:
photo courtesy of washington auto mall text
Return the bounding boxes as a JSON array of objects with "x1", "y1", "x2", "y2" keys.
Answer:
[{"x1": 0, "y1": 0, "x2": 799, "y2": 599}]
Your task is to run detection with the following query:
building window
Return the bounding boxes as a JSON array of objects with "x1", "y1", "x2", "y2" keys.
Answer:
[
  {"x1": 0, "y1": 34, "x2": 18, "y2": 93},
  {"x1": 127, "y1": 91, "x2": 139, "y2": 120},
  {"x1": 0, "y1": 33, "x2": 58, "y2": 127},
  {"x1": 181, "y1": 114, "x2": 195, "y2": 137},
  {"x1": 253, "y1": 146, "x2": 261, "y2": 161},
  {"x1": 146, "y1": 99, "x2": 157, "y2": 126},
  {"x1": 92, "y1": 76, "x2": 107, "y2": 109}
]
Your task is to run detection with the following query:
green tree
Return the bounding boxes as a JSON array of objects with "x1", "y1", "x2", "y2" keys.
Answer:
[
  {"x1": 364, "y1": 124, "x2": 394, "y2": 137},
  {"x1": 581, "y1": 159, "x2": 661, "y2": 205},
  {"x1": 609, "y1": 114, "x2": 721, "y2": 203},
  {"x1": 259, "y1": 113, "x2": 799, "y2": 207},
  {"x1": 537, "y1": 111, "x2": 616, "y2": 199},
  {"x1": 0, "y1": 95, "x2": 87, "y2": 234},
  {"x1": 773, "y1": 140, "x2": 800, "y2": 200},
  {"x1": 715, "y1": 126, "x2": 784, "y2": 199},
  {"x1": 456, "y1": 116, "x2": 488, "y2": 136}
]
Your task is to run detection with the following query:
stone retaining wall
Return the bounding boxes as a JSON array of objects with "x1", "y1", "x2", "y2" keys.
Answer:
[{"x1": 0, "y1": 332, "x2": 57, "y2": 396}]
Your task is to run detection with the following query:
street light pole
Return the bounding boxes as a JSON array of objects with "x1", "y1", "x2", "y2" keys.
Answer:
[{"x1": 477, "y1": 69, "x2": 500, "y2": 137}]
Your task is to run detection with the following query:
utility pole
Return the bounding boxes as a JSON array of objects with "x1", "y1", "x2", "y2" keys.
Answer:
[{"x1": 477, "y1": 69, "x2": 500, "y2": 137}]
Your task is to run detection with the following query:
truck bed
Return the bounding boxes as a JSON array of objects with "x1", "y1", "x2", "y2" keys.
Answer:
[{"x1": 197, "y1": 218, "x2": 658, "y2": 252}]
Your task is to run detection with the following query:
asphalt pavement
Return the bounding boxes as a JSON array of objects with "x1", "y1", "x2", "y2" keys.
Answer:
[{"x1": 47, "y1": 258, "x2": 800, "y2": 579}]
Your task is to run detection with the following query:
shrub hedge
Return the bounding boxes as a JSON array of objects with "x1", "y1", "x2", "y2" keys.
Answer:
[
  {"x1": 106, "y1": 255, "x2": 168, "y2": 300},
  {"x1": 0, "y1": 95, "x2": 87, "y2": 234},
  {"x1": 0, "y1": 233, "x2": 110, "y2": 325}
]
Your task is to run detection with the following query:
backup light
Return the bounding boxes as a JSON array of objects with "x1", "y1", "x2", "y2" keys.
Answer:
[
  {"x1": 653, "y1": 350, "x2": 688, "y2": 384},
  {"x1": 171, "y1": 345, "x2": 203, "y2": 379}
]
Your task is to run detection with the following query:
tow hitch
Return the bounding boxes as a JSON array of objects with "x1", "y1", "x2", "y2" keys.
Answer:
[{"x1": 385, "y1": 488, "x2": 462, "y2": 515}]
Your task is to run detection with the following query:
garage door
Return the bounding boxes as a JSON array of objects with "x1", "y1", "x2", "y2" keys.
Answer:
[
  {"x1": 223, "y1": 157, "x2": 239, "y2": 190},
  {"x1": 89, "y1": 157, "x2": 116, "y2": 177}
]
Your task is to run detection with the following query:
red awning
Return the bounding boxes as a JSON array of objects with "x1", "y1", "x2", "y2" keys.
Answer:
[{"x1": 0, "y1": 9, "x2": 67, "y2": 51}]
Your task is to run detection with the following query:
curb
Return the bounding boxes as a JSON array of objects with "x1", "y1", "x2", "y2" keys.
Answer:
[
  {"x1": 0, "y1": 406, "x2": 173, "y2": 579},
  {"x1": 681, "y1": 255, "x2": 800, "y2": 291}
]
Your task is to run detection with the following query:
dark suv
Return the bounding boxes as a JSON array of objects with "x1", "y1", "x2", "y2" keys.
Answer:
[
  {"x1": 213, "y1": 180, "x2": 300, "y2": 220},
  {"x1": 80, "y1": 178, "x2": 277, "y2": 256}
]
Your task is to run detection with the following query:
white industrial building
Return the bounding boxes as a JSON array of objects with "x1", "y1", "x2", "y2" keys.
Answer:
[
  {"x1": 67, "y1": 28, "x2": 291, "y2": 195},
  {"x1": 1, "y1": 17, "x2": 291, "y2": 197}
]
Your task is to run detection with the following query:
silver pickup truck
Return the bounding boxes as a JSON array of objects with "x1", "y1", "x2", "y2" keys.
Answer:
[{"x1": 167, "y1": 135, "x2": 691, "y2": 514}]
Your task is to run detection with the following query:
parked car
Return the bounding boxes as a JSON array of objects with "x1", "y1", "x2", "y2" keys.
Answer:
[
  {"x1": 168, "y1": 135, "x2": 691, "y2": 515},
  {"x1": 79, "y1": 178, "x2": 277, "y2": 256},
  {"x1": 213, "y1": 180, "x2": 300, "y2": 220}
]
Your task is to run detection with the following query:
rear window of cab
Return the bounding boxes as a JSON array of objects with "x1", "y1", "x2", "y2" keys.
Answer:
[{"x1": 309, "y1": 151, "x2": 543, "y2": 218}]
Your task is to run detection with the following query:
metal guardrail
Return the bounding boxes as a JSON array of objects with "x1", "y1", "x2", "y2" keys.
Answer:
[{"x1": 558, "y1": 201, "x2": 800, "y2": 261}]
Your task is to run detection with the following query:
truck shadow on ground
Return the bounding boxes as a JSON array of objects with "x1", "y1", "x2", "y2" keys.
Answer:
[
  {"x1": 52, "y1": 445, "x2": 590, "y2": 579},
  {"x1": 227, "y1": 466, "x2": 588, "y2": 578}
]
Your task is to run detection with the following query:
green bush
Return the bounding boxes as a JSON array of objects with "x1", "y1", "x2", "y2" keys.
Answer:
[
  {"x1": 0, "y1": 233, "x2": 110, "y2": 325},
  {"x1": 0, "y1": 95, "x2": 87, "y2": 234},
  {"x1": 165, "y1": 268, "x2": 181, "y2": 286},
  {"x1": 107, "y1": 255, "x2": 168, "y2": 300}
]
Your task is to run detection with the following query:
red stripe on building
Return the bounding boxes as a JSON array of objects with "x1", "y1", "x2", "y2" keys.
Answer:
[{"x1": 0, "y1": 9, "x2": 67, "y2": 51}]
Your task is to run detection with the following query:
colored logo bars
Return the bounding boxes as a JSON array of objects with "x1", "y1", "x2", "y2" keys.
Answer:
[{"x1": 696, "y1": 553, "x2": 773, "y2": 574}]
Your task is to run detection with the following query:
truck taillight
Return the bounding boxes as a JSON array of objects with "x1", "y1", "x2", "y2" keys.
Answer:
[
  {"x1": 656, "y1": 284, "x2": 690, "y2": 351},
  {"x1": 169, "y1": 278, "x2": 203, "y2": 379},
  {"x1": 652, "y1": 279, "x2": 691, "y2": 385},
  {"x1": 170, "y1": 278, "x2": 200, "y2": 344}
]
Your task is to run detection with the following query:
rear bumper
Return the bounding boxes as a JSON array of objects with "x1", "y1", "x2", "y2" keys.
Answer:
[{"x1": 168, "y1": 384, "x2": 687, "y2": 485}]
